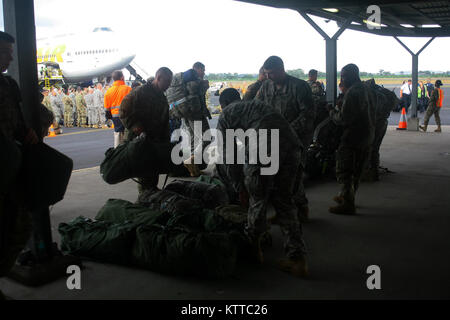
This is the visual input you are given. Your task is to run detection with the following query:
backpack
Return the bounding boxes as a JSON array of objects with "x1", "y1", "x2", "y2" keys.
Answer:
[{"x1": 166, "y1": 73, "x2": 203, "y2": 120}]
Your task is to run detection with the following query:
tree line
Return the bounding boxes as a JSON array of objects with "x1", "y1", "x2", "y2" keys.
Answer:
[{"x1": 206, "y1": 69, "x2": 450, "y2": 81}]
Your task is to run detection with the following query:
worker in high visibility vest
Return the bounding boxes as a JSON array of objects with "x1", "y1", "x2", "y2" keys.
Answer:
[
  {"x1": 417, "y1": 81, "x2": 429, "y2": 113},
  {"x1": 104, "y1": 70, "x2": 132, "y2": 147},
  {"x1": 420, "y1": 80, "x2": 444, "y2": 133}
]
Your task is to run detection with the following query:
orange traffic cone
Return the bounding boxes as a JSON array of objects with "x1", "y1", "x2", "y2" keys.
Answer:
[
  {"x1": 48, "y1": 124, "x2": 56, "y2": 137},
  {"x1": 111, "y1": 122, "x2": 114, "y2": 129},
  {"x1": 396, "y1": 107, "x2": 407, "y2": 130}
]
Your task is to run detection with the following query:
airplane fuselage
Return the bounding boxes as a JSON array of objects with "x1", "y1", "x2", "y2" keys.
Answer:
[{"x1": 37, "y1": 28, "x2": 135, "y2": 83}]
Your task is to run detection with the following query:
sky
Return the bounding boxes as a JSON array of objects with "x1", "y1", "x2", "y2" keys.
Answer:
[{"x1": 1, "y1": 0, "x2": 450, "y2": 76}]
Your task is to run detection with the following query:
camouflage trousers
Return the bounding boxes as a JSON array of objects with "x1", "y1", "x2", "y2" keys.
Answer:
[
  {"x1": 64, "y1": 108, "x2": 73, "y2": 127},
  {"x1": 52, "y1": 106, "x2": 62, "y2": 126},
  {"x1": 98, "y1": 107, "x2": 106, "y2": 125},
  {"x1": 423, "y1": 105, "x2": 441, "y2": 127},
  {"x1": 336, "y1": 145, "x2": 370, "y2": 203},
  {"x1": 293, "y1": 133, "x2": 313, "y2": 208},
  {"x1": 244, "y1": 150, "x2": 306, "y2": 259},
  {"x1": 0, "y1": 197, "x2": 32, "y2": 277},
  {"x1": 370, "y1": 119, "x2": 388, "y2": 169},
  {"x1": 77, "y1": 108, "x2": 87, "y2": 126},
  {"x1": 182, "y1": 117, "x2": 211, "y2": 155}
]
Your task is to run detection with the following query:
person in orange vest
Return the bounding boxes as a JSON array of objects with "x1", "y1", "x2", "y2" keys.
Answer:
[
  {"x1": 104, "y1": 70, "x2": 132, "y2": 147},
  {"x1": 420, "y1": 80, "x2": 443, "y2": 133}
]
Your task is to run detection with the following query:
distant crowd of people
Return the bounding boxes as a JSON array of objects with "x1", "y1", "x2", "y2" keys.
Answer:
[
  {"x1": 399, "y1": 79, "x2": 435, "y2": 113},
  {"x1": 41, "y1": 82, "x2": 112, "y2": 134}
]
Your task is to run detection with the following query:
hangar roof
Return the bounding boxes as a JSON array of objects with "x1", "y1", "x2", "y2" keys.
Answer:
[{"x1": 235, "y1": 0, "x2": 450, "y2": 37}]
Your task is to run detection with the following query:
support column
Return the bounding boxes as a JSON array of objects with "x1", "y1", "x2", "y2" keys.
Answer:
[
  {"x1": 3, "y1": 0, "x2": 41, "y2": 139},
  {"x1": 325, "y1": 38, "x2": 337, "y2": 105},
  {"x1": 2, "y1": 0, "x2": 81, "y2": 287},
  {"x1": 299, "y1": 11, "x2": 354, "y2": 106},
  {"x1": 394, "y1": 36, "x2": 435, "y2": 131}
]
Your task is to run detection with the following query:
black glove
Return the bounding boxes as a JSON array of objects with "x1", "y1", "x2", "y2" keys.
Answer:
[{"x1": 105, "y1": 110, "x2": 112, "y2": 120}]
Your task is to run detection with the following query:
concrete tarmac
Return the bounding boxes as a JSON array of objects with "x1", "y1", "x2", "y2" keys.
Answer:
[{"x1": 2, "y1": 125, "x2": 449, "y2": 299}]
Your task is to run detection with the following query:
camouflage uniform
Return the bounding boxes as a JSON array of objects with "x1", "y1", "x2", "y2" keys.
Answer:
[
  {"x1": 423, "y1": 88, "x2": 442, "y2": 127},
  {"x1": 120, "y1": 82, "x2": 170, "y2": 199},
  {"x1": 365, "y1": 80, "x2": 397, "y2": 178},
  {"x1": 243, "y1": 80, "x2": 265, "y2": 101},
  {"x1": 215, "y1": 99, "x2": 306, "y2": 259},
  {"x1": 69, "y1": 91, "x2": 77, "y2": 125},
  {"x1": 330, "y1": 81, "x2": 376, "y2": 205},
  {"x1": 50, "y1": 94, "x2": 63, "y2": 126},
  {"x1": 0, "y1": 74, "x2": 32, "y2": 280},
  {"x1": 42, "y1": 95, "x2": 59, "y2": 131},
  {"x1": 62, "y1": 95, "x2": 74, "y2": 127},
  {"x1": 182, "y1": 79, "x2": 211, "y2": 157},
  {"x1": 42, "y1": 95, "x2": 52, "y2": 112},
  {"x1": 75, "y1": 92, "x2": 87, "y2": 127},
  {"x1": 255, "y1": 75, "x2": 315, "y2": 211},
  {"x1": 81, "y1": 92, "x2": 91, "y2": 127},
  {"x1": 93, "y1": 88, "x2": 105, "y2": 126}
]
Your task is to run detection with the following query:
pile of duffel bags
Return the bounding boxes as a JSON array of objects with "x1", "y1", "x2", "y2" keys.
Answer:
[{"x1": 58, "y1": 179, "x2": 250, "y2": 278}]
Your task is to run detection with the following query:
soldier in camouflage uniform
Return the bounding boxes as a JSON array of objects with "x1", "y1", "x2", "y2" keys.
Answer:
[
  {"x1": 82, "y1": 88, "x2": 92, "y2": 128},
  {"x1": 255, "y1": 56, "x2": 315, "y2": 222},
  {"x1": 420, "y1": 80, "x2": 444, "y2": 133},
  {"x1": 69, "y1": 86, "x2": 77, "y2": 126},
  {"x1": 75, "y1": 87, "x2": 87, "y2": 128},
  {"x1": 120, "y1": 67, "x2": 172, "y2": 202},
  {"x1": 329, "y1": 64, "x2": 375, "y2": 215},
  {"x1": 94, "y1": 83, "x2": 106, "y2": 128},
  {"x1": 50, "y1": 88, "x2": 63, "y2": 127},
  {"x1": 41, "y1": 88, "x2": 61, "y2": 134},
  {"x1": 0, "y1": 31, "x2": 38, "y2": 299},
  {"x1": 93, "y1": 83, "x2": 105, "y2": 128},
  {"x1": 364, "y1": 79, "x2": 398, "y2": 181},
  {"x1": 216, "y1": 88, "x2": 308, "y2": 277},
  {"x1": 62, "y1": 88, "x2": 74, "y2": 127},
  {"x1": 243, "y1": 67, "x2": 267, "y2": 101}
]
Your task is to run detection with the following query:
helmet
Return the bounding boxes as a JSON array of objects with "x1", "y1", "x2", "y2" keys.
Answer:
[{"x1": 435, "y1": 80, "x2": 443, "y2": 86}]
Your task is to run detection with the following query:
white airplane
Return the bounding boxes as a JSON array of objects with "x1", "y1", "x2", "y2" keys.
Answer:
[{"x1": 36, "y1": 27, "x2": 137, "y2": 83}]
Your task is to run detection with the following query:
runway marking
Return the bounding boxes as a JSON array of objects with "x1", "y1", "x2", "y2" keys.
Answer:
[
  {"x1": 45, "y1": 128, "x2": 112, "y2": 138},
  {"x1": 72, "y1": 166, "x2": 100, "y2": 173}
]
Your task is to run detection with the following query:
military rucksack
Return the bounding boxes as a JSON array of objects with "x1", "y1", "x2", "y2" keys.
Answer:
[
  {"x1": 166, "y1": 72, "x2": 203, "y2": 120},
  {"x1": 364, "y1": 79, "x2": 398, "y2": 120}
]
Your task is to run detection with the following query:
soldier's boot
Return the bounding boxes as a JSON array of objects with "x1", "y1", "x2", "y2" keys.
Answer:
[
  {"x1": 276, "y1": 256, "x2": 309, "y2": 278},
  {"x1": 419, "y1": 125, "x2": 427, "y2": 132},
  {"x1": 333, "y1": 195, "x2": 344, "y2": 204},
  {"x1": 183, "y1": 155, "x2": 201, "y2": 177},
  {"x1": 434, "y1": 126, "x2": 442, "y2": 133},
  {"x1": 329, "y1": 189, "x2": 355, "y2": 215}
]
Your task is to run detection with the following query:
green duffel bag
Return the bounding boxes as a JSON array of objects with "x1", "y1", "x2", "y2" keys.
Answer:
[
  {"x1": 132, "y1": 223, "x2": 238, "y2": 278},
  {"x1": 0, "y1": 135, "x2": 22, "y2": 196},
  {"x1": 100, "y1": 136, "x2": 174, "y2": 185},
  {"x1": 58, "y1": 216, "x2": 136, "y2": 265},
  {"x1": 95, "y1": 198, "x2": 163, "y2": 225},
  {"x1": 22, "y1": 142, "x2": 73, "y2": 210}
]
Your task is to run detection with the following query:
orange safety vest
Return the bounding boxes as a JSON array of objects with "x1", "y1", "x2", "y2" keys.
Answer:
[
  {"x1": 104, "y1": 80, "x2": 132, "y2": 117},
  {"x1": 437, "y1": 88, "x2": 444, "y2": 107}
]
